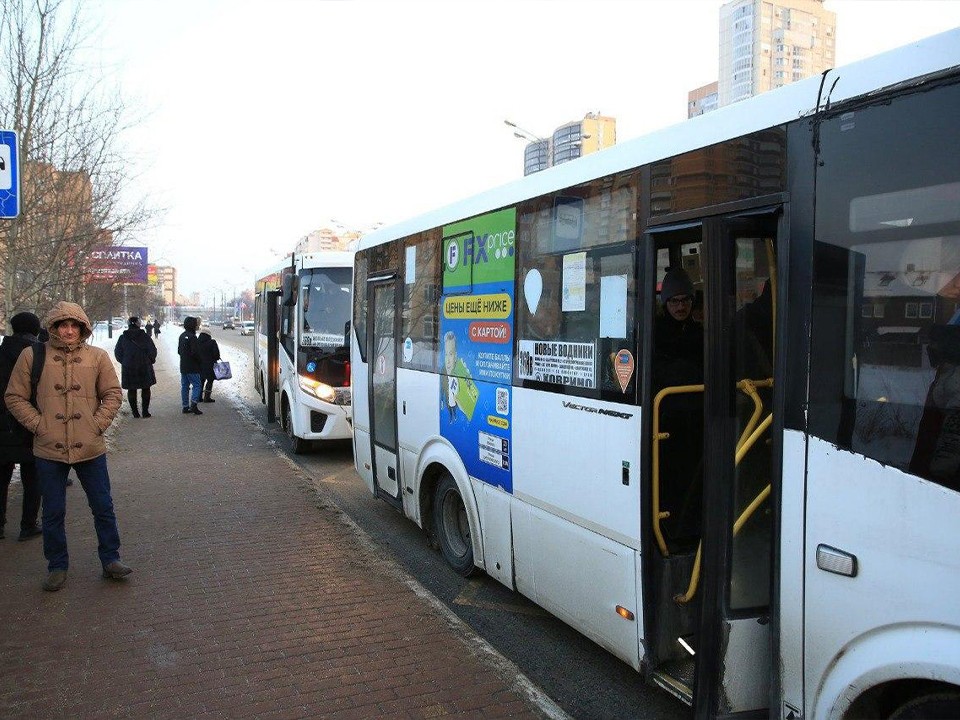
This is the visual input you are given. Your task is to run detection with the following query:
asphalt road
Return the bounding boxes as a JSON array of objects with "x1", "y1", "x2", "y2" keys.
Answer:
[{"x1": 208, "y1": 325, "x2": 688, "y2": 720}]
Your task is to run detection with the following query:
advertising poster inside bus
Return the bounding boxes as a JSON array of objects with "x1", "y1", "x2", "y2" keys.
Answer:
[{"x1": 440, "y1": 208, "x2": 516, "y2": 493}]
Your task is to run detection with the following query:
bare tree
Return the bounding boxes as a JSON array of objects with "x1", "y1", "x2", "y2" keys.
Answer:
[{"x1": 0, "y1": 0, "x2": 155, "y2": 327}]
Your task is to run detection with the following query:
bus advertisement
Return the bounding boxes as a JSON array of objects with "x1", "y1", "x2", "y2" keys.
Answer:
[
  {"x1": 254, "y1": 251, "x2": 354, "y2": 453},
  {"x1": 350, "y1": 29, "x2": 960, "y2": 720}
]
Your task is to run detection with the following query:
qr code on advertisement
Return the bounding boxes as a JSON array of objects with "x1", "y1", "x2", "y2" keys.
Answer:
[{"x1": 496, "y1": 387, "x2": 509, "y2": 415}]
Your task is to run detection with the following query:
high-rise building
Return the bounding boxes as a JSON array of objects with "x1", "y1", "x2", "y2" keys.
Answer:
[
  {"x1": 154, "y1": 265, "x2": 177, "y2": 306},
  {"x1": 688, "y1": 82, "x2": 720, "y2": 118},
  {"x1": 689, "y1": 0, "x2": 836, "y2": 117},
  {"x1": 519, "y1": 113, "x2": 617, "y2": 176}
]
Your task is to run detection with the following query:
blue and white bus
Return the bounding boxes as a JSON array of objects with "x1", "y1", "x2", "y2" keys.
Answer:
[{"x1": 351, "y1": 29, "x2": 960, "y2": 719}]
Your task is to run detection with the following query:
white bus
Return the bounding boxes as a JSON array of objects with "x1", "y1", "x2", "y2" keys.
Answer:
[
  {"x1": 254, "y1": 251, "x2": 354, "y2": 453},
  {"x1": 351, "y1": 30, "x2": 960, "y2": 720}
]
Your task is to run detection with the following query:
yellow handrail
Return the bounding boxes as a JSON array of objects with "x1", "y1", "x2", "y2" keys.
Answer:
[{"x1": 652, "y1": 384, "x2": 704, "y2": 557}]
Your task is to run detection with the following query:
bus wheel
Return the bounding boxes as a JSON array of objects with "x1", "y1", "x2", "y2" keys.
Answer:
[
  {"x1": 889, "y1": 692, "x2": 960, "y2": 719},
  {"x1": 285, "y1": 404, "x2": 309, "y2": 455},
  {"x1": 433, "y1": 474, "x2": 475, "y2": 577}
]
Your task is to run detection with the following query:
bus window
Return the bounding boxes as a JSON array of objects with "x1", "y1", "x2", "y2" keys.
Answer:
[
  {"x1": 401, "y1": 229, "x2": 442, "y2": 372},
  {"x1": 353, "y1": 251, "x2": 369, "y2": 362},
  {"x1": 301, "y1": 267, "x2": 352, "y2": 348},
  {"x1": 811, "y1": 80, "x2": 960, "y2": 492}
]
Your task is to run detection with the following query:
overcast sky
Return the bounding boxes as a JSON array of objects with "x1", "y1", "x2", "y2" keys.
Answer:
[{"x1": 83, "y1": 0, "x2": 960, "y2": 299}]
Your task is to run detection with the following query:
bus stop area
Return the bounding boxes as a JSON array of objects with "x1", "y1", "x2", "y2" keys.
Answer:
[{"x1": 0, "y1": 333, "x2": 559, "y2": 719}]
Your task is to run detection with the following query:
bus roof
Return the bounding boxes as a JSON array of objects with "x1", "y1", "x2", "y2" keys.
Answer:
[{"x1": 358, "y1": 27, "x2": 960, "y2": 252}]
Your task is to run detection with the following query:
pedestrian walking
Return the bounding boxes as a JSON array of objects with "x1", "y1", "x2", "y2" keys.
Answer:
[
  {"x1": 4, "y1": 301, "x2": 130, "y2": 592},
  {"x1": 177, "y1": 316, "x2": 203, "y2": 415},
  {"x1": 153, "y1": 317, "x2": 162, "y2": 338},
  {"x1": 197, "y1": 330, "x2": 221, "y2": 403},
  {"x1": 144, "y1": 319, "x2": 153, "y2": 336},
  {"x1": 114, "y1": 317, "x2": 157, "y2": 418},
  {"x1": 0, "y1": 312, "x2": 43, "y2": 542}
]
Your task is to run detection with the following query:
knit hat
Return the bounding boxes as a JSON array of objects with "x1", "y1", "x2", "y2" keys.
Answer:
[
  {"x1": 183, "y1": 316, "x2": 198, "y2": 332},
  {"x1": 10, "y1": 311, "x2": 41, "y2": 336},
  {"x1": 128, "y1": 316, "x2": 140, "y2": 327},
  {"x1": 660, "y1": 269, "x2": 694, "y2": 301}
]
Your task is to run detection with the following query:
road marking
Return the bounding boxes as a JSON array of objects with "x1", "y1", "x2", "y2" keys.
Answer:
[{"x1": 453, "y1": 579, "x2": 548, "y2": 617}]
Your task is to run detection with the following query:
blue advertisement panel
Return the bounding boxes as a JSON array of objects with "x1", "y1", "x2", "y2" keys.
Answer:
[
  {"x1": 0, "y1": 130, "x2": 20, "y2": 218},
  {"x1": 440, "y1": 208, "x2": 516, "y2": 493},
  {"x1": 86, "y1": 246, "x2": 150, "y2": 284}
]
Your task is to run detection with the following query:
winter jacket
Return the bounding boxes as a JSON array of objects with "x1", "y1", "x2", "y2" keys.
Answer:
[
  {"x1": 178, "y1": 317, "x2": 202, "y2": 374},
  {"x1": 0, "y1": 333, "x2": 38, "y2": 463},
  {"x1": 4, "y1": 301, "x2": 122, "y2": 464},
  {"x1": 197, "y1": 332, "x2": 221, "y2": 381},
  {"x1": 114, "y1": 327, "x2": 158, "y2": 389}
]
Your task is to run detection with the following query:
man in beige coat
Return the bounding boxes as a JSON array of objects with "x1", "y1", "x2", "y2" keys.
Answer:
[{"x1": 5, "y1": 301, "x2": 132, "y2": 591}]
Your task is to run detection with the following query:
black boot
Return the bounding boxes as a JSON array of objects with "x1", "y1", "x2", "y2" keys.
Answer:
[
  {"x1": 190, "y1": 403, "x2": 203, "y2": 415},
  {"x1": 130, "y1": 401, "x2": 140, "y2": 418},
  {"x1": 203, "y1": 393, "x2": 215, "y2": 403},
  {"x1": 142, "y1": 403, "x2": 151, "y2": 418}
]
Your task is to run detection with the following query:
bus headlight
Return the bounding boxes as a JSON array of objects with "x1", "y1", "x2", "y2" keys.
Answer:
[{"x1": 298, "y1": 376, "x2": 351, "y2": 405}]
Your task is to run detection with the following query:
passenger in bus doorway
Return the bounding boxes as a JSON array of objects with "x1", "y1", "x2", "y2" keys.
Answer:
[{"x1": 653, "y1": 268, "x2": 705, "y2": 545}]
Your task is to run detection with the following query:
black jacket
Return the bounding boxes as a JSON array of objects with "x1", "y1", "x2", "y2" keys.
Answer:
[
  {"x1": 197, "y1": 332, "x2": 221, "y2": 379},
  {"x1": 114, "y1": 327, "x2": 158, "y2": 389},
  {"x1": 0, "y1": 333, "x2": 38, "y2": 462},
  {"x1": 178, "y1": 330, "x2": 202, "y2": 374}
]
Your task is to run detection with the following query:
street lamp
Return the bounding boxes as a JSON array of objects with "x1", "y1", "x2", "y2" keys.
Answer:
[{"x1": 504, "y1": 119, "x2": 545, "y2": 143}]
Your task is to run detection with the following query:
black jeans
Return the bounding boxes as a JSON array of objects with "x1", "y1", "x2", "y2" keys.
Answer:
[
  {"x1": 202, "y1": 375, "x2": 215, "y2": 397},
  {"x1": 0, "y1": 458, "x2": 41, "y2": 532}
]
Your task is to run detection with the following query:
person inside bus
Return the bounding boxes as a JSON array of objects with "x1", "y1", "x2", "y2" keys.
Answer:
[{"x1": 653, "y1": 268, "x2": 704, "y2": 545}]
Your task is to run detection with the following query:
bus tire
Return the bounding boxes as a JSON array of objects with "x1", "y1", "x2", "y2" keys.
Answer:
[
  {"x1": 889, "y1": 692, "x2": 960, "y2": 719},
  {"x1": 285, "y1": 403, "x2": 310, "y2": 455},
  {"x1": 433, "y1": 474, "x2": 475, "y2": 577}
]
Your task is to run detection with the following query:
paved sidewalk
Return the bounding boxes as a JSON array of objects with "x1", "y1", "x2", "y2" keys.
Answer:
[{"x1": 0, "y1": 328, "x2": 559, "y2": 719}]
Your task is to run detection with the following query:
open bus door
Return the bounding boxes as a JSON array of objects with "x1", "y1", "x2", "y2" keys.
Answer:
[
  {"x1": 366, "y1": 276, "x2": 402, "y2": 508},
  {"x1": 645, "y1": 209, "x2": 782, "y2": 717}
]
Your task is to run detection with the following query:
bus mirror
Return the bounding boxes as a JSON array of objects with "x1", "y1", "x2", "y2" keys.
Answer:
[{"x1": 281, "y1": 274, "x2": 300, "y2": 307}]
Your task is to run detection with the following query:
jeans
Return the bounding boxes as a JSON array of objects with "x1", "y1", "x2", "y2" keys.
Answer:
[
  {"x1": 0, "y1": 459, "x2": 40, "y2": 532},
  {"x1": 36, "y1": 455, "x2": 121, "y2": 571},
  {"x1": 181, "y1": 373, "x2": 202, "y2": 407}
]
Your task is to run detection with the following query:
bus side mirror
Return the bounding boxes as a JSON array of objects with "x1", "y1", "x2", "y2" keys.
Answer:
[{"x1": 281, "y1": 274, "x2": 300, "y2": 307}]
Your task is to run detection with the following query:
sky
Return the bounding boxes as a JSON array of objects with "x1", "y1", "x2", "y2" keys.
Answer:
[{"x1": 80, "y1": 0, "x2": 960, "y2": 300}]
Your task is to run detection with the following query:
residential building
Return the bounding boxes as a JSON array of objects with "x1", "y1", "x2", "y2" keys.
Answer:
[
  {"x1": 519, "y1": 113, "x2": 617, "y2": 176},
  {"x1": 688, "y1": 82, "x2": 720, "y2": 118},
  {"x1": 154, "y1": 264, "x2": 177, "y2": 306},
  {"x1": 689, "y1": 0, "x2": 837, "y2": 117}
]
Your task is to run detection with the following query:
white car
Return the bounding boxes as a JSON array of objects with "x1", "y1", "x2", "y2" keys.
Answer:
[{"x1": 238, "y1": 321, "x2": 255, "y2": 336}]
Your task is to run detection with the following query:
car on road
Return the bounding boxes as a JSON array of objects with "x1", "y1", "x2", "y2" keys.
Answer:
[
  {"x1": 238, "y1": 321, "x2": 255, "y2": 336},
  {"x1": 222, "y1": 319, "x2": 235, "y2": 329}
]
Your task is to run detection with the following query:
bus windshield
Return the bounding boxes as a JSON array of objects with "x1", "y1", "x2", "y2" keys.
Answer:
[{"x1": 300, "y1": 267, "x2": 352, "y2": 349}]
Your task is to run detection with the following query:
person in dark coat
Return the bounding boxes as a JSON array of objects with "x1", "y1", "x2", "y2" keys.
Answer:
[
  {"x1": 197, "y1": 331, "x2": 221, "y2": 403},
  {"x1": 113, "y1": 317, "x2": 158, "y2": 418},
  {"x1": 177, "y1": 316, "x2": 203, "y2": 415},
  {"x1": 153, "y1": 318, "x2": 162, "y2": 338},
  {"x1": 0, "y1": 312, "x2": 43, "y2": 541},
  {"x1": 653, "y1": 268, "x2": 705, "y2": 545},
  {"x1": 144, "y1": 320, "x2": 153, "y2": 336}
]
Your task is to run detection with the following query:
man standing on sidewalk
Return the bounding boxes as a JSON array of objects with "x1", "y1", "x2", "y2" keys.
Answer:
[
  {"x1": 4, "y1": 301, "x2": 131, "y2": 592},
  {"x1": 177, "y1": 317, "x2": 203, "y2": 415}
]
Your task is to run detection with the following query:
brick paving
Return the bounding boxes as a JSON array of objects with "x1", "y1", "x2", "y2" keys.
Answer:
[{"x1": 0, "y1": 332, "x2": 558, "y2": 719}]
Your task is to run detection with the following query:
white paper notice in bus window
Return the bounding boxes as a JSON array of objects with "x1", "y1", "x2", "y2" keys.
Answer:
[
  {"x1": 517, "y1": 339, "x2": 596, "y2": 388},
  {"x1": 405, "y1": 245, "x2": 416, "y2": 284},
  {"x1": 562, "y1": 252, "x2": 586, "y2": 312},
  {"x1": 600, "y1": 274, "x2": 627, "y2": 338}
]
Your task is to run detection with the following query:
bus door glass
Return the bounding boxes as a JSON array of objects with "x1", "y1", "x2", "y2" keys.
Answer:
[
  {"x1": 697, "y1": 211, "x2": 779, "y2": 717},
  {"x1": 368, "y1": 280, "x2": 401, "y2": 503}
]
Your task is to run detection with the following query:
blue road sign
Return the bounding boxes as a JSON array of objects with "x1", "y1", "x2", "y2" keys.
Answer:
[{"x1": 0, "y1": 130, "x2": 20, "y2": 218}]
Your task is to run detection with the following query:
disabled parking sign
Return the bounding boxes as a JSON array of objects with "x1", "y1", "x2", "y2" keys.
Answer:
[{"x1": 0, "y1": 130, "x2": 20, "y2": 218}]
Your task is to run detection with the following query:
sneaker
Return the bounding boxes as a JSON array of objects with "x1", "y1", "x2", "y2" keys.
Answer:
[
  {"x1": 102, "y1": 560, "x2": 133, "y2": 579},
  {"x1": 43, "y1": 569, "x2": 67, "y2": 592},
  {"x1": 18, "y1": 525, "x2": 42, "y2": 541}
]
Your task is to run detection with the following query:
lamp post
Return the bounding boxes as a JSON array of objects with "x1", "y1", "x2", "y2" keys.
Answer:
[{"x1": 504, "y1": 119, "x2": 545, "y2": 143}]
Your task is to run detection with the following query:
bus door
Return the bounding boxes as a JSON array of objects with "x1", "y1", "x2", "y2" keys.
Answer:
[
  {"x1": 646, "y1": 210, "x2": 780, "y2": 717},
  {"x1": 367, "y1": 278, "x2": 402, "y2": 507}
]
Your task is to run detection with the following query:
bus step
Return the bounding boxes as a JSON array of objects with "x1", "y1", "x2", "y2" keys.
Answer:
[{"x1": 651, "y1": 660, "x2": 694, "y2": 706}]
